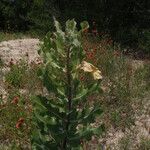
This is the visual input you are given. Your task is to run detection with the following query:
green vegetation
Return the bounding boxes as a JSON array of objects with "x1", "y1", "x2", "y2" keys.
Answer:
[
  {"x1": 5, "y1": 60, "x2": 28, "y2": 88},
  {"x1": 0, "y1": 0, "x2": 150, "y2": 53},
  {"x1": 139, "y1": 137, "x2": 150, "y2": 150},
  {"x1": 119, "y1": 135, "x2": 150, "y2": 150},
  {"x1": 119, "y1": 135, "x2": 131, "y2": 150},
  {"x1": 0, "y1": 31, "x2": 42, "y2": 42},
  {"x1": 0, "y1": 32, "x2": 25, "y2": 42}
]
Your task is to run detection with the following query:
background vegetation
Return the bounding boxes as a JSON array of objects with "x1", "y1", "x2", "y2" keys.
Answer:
[{"x1": 0, "y1": 0, "x2": 150, "y2": 53}]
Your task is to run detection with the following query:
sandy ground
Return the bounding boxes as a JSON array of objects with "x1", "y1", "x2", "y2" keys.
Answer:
[
  {"x1": 0, "y1": 39, "x2": 149, "y2": 149},
  {"x1": 0, "y1": 39, "x2": 40, "y2": 64}
]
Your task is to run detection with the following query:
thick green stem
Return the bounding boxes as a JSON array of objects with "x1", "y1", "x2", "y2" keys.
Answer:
[{"x1": 63, "y1": 47, "x2": 72, "y2": 149}]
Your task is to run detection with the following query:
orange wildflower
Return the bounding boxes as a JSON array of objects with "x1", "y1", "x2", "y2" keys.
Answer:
[
  {"x1": 16, "y1": 117, "x2": 25, "y2": 129},
  {"x1": 11, "y1": 96, "x2": 19, "y2": 104}
]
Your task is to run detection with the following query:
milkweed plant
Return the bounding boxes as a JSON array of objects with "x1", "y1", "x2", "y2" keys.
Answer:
[{"x1": 31, "y1": 19, "x2": 104, "y2": 149}]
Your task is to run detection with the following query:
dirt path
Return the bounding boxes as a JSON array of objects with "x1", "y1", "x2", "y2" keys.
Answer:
[{"x1": 0, "y1": 39, "x2": 40, "y2": 64}]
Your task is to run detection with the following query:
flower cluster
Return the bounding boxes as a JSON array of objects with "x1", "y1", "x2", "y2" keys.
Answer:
[
  {"x1": 11, "y1": 96, "x2": 19, "y2": 104},
  {"x1": 78, "y1": 61, "x2": 102, "y2": 80},
  {"x1": 85, "y1": 48, "x2": 98, "y2": 64}
]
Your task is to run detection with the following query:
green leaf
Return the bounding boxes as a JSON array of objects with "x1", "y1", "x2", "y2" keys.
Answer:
[
  {"x1": 71, "y1": 124, "x2": 104, "y2": 142},
  {"x1": 87, "y1": 82, "x2": 101, "y2": 94},
  {"x1": 79, "y1": 105, "x2": 103, "y2": 124},
  {"x1": 34, "y1": 96, "x2": 64, "y2": 119},
  {"x1": 66, "y1": 19, "x2": 77, "y2": 32},
  {"x1": 54, "y1": 19, "x2": 62, "y2": 32},
  {"x1": 70, "y1": 126, "x2": 92, "y2": 141},
  {"x1": 57, "y1": 87, "x2": 66, "y2": 98},
  {"x1": 92, "y1": 124, "x2": 105, "y2": 135},
  {"x1": 73, "y1": 88, "x2": 88, "y2": 101},
  {"x1": 72, "y1": 39, "x2": 80, "y2": 47},
  {"x1": 34, "y1": 111, "x2": 47, "y2": 123},
  {"x1": 42, "y1": 67, "x2": 56, "y2": 92},
  {"x1": 54, "y1": 19, "x2": 65, "y2": 40},
  {"x1": 32, "y1": 96, "x2": 47, "y2": 111},
  {"x1": 80, "y1": 21, "x2": 89, "y2": 31},
  {"x1": 71, "y1": 146, "x2": 83, "y2": 150},
  {"x1": 55, "y1": 33, "x2": 65, "y2": 56}
]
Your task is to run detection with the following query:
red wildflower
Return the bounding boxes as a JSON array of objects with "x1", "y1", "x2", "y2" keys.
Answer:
[
  {"x1": 86, "y1": 52, "x2": 94, "y2": 60},
  {"x1": 92, "y1": 21, "x2": 96, "y2": 25},
  {"x1": 11, "y1": 96, "x2": 19, "y2": 104},
  {"x1": 92, "y1": 29, "x2": 98, "y2": 35},
  {"x1": 93, "y1": 48, "x2": 97, "y2": 53},
  {"x1": 16, "y1": 122, "x2": 22, "y2": 129},
  {"x1": 16, "y1": 117, "x2": 25, "y2": 129},
  {"x1": 80, "y1": 76, "x2": 85, "y2": 81},
  {"x1": 83, "y1": 28, "x2": 89, "y2": 34},
  {"x1": 18, "y1": 117, "x2": 24, "y2": 123}
]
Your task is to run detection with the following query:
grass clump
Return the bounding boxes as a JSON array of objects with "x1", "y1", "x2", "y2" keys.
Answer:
[
  {"x1": 139, "y1": 137, "x2": 150, "y2": 150},
  {"x1": 5, "y1": 60, "x2": 28, "y2": 88}
]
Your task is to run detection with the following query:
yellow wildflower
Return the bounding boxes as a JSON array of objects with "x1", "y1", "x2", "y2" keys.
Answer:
[{"x1": 78, "y1": 61, "x2": 102, "y2": 80}]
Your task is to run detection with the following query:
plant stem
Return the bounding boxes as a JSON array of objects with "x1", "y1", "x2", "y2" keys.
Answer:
[{"x1": 63, "y1": 47, "x2": 72, "y2": 149}]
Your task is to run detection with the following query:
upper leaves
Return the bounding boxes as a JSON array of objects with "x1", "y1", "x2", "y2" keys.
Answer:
[{"x1": 80, "y1": 21, "x2": 89, "y2": 32}]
